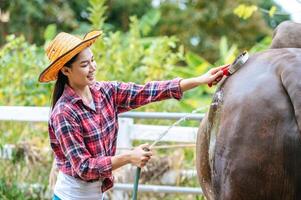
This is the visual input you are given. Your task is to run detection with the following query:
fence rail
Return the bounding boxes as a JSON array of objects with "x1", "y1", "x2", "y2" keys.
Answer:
[
  {"x1": 113, "y1": 183, "x2": 202, "y2": 194},
  {"x1": 0, "y1": 106, "x2": 204, "y2": 122}
]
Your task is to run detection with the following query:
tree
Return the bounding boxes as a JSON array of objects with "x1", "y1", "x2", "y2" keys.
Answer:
[
  {"x1": 152, "y1": 0, "x2": 273, "y2": 62},
  {"x1": 102, "y1": 0, "x2": 288, "y2": 62},
  {"x1": 0, "y1": 0, "x2": 90, "y2": 45},
  {"x1": 1, "y1": 0, "x2": 289, "y2": 64},
  {"x1": 105, "y1": 0, "x2": 153, "y2": 31}
]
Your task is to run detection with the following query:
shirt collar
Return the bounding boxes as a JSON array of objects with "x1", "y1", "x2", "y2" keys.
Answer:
[
  {"x1": 62, "y1": 82, "x2": 100, "y2": 105},
  {"x1": 89, "y1": 82, "x2": 101, "y2": 100},
  {"x1": 62, "y1": 84, "x2": 82, "y2": 104}
]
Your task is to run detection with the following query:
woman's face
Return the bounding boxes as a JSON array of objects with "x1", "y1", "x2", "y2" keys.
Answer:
[{"x1": 62, "y1": 47, "x2": 97, "y2": 88}]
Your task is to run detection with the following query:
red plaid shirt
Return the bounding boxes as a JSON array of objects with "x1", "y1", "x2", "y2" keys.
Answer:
[{"x1": 48, "y1": 78, "x2": 183, "y2": 192}]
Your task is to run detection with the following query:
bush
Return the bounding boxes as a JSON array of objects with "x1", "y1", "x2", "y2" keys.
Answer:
[{"x1": 0, "y1": 35, "x2": 51, "y2": 106}]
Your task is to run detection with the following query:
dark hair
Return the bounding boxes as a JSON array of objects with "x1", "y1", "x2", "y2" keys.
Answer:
[{"x1": 51, "y1": 54, "x2": 79, "y2": 109}]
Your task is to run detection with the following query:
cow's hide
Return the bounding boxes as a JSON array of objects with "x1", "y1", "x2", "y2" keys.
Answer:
[
  {"x1": 270, "y1": 21, "x2": 301, "y2": 49},
  {"x1": 196, "y1": 21, "x2": 301, "y2": 200}
]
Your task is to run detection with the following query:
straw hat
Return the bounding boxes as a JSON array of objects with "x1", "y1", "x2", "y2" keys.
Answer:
[{"x1": 39, "y1": 30, "x2": 102, "y2": 82}]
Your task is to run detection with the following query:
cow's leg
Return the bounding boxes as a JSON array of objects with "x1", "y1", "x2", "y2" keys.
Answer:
[
  {"x1": 280, "y1": 61, "x2": 301, "y2": 199},
  {"x1": 196, "y1": 114, "x2": 214, "y2": 200}
]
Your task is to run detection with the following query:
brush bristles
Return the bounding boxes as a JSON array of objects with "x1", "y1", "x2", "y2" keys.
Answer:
[{"x1": 228, "y1": 51, "x2": 249, "y2": 74}]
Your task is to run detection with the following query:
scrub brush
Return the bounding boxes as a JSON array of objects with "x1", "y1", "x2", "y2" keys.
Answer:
[{"x1": 208, "y1": 51, "x2": 249, "y2": 87}]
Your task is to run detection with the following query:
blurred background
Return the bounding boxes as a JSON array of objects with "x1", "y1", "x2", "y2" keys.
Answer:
[{"x1": 0, "y1": 0, "x2": 300, "y2": 199}]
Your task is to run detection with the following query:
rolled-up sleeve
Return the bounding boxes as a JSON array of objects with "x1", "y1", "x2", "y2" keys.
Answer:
[
  {"x1": 52, "y1": 113, "x2": 112, "y2": 181},
  {"x1": 110, "y1": 78, "x2": 183, "y2": 113}
]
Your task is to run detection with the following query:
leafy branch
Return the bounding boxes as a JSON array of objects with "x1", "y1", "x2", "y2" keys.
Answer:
[{"x1": 234, "y1": 4, "x2": 289, "y2": 20}]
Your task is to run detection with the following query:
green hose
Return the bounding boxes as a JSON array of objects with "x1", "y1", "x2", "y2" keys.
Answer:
[{"x1": 132, "y1": 167, "x2": 142, "y2": 200}]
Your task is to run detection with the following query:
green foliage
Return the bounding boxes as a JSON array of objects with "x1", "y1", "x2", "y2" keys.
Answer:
[
  {"x1": 86, "y1": 0, "x2": 286, "y2": 63},
  {"x1": 1, "y1": 0, "x2": 286, "y2": 64},
  {"x1": 218, "y1": 36, "x2": 238, "y2": 65},
  {"x1": 89, "y1": 1, "x2": 182, "y2": 81},
  {"x1": 0, "y1": 121, "x2": 51, "y2": 199},
  {"x1": 268, "y1": 6, "x2": 277, "y2": 17},
  {"x1": 104, "y1": 0, "x2": 153, "y2": 31},
  {"x1": 152, "y1": 0, "x2": 272, "y2": 62},
  {"x1": 0, "y1": 0, "x2": 90, "y2": 45},
  {"x1": 139, "y1": 9, "x2": 161, "y2": 36},
  {"x1": 0, "y1": 35, "x2": 51, "y2": 106},
  {"x1": 249, "y1": 36, "x2": 272, "y2": 53},
  {"x1": 259, "y1": 0, "x2": 289, "y2": 28},
  {"x1": 0, "y1": 177, "x2": 25, "y2": 200},
  {"x1": 88, "y1": 0, "x2": 108, "y2": 30},
  {"x1": 234, "y1": 4, "x2": 279, "y2": 19},
  {"x1": 0, "y1": 152, "x2": 50, "y2": 200},
  {"x1": 88, "y1": 0, "x2": 192, "y2": 112},
  {"x1": 44, "y1": 24, "x2": 57, "y2": 42},
  {"x1": 233, "y1": 4, "x2": 258, "y2": 20}
]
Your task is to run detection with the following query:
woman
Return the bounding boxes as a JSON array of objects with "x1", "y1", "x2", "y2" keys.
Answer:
[{"x1": 39, "y1": 30, "x2": 225, "y2": 200}]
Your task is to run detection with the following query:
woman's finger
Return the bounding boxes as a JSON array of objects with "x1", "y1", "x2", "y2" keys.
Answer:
[
  {"x1": 210, "y1": 64, "x2": 230, "y2": 74},
  {"x1": 141, "y1": 157, "x2": 150, "y2": 162},
  {"x1": 216, "y1": 76, "x2": 222, "y2": 82},
  {"x1": 139, "y1": 143, "x2": 149, "y2": 149},
  {"x1": 211, "y1": 70, "x2": 223, "y2": 80},
  {"x1": 143, "y1": 151, "x2": 153, "y2": 157}
]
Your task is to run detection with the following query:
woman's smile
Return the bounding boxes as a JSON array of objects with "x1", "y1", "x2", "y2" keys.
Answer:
[{"x1": 87, "y1": 73, "x2": 95, "y2": 81}]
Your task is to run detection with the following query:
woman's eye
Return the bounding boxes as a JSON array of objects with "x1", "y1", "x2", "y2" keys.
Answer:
[{"x1": 81, "y1": 65, "x2": 88, "y2": 68}]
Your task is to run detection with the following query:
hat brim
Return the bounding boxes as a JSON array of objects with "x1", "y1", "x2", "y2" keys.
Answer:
[{"x1": 39, "y1": 30, "x2": 102, "y2": 83}]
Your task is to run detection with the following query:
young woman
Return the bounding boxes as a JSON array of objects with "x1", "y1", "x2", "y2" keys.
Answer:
[{"x1": 39, "y1": 30, "x2": 225, "y2": 200}]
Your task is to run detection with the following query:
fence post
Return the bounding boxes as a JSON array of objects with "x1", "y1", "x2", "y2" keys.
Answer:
[
  {"x1": 111, "y1": 118, "x2": 134, "y2": 200},
  {"x1": 117, "y1": 118, "x2": 133, "y2": 151},
  {"x1": 0, "y1": 144, "x2": 14, "y2": 159}
]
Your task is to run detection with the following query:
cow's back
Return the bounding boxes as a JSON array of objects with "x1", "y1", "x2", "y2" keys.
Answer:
[{"x1": 209, "y1": 48, "x2": 301, "y2": 200}]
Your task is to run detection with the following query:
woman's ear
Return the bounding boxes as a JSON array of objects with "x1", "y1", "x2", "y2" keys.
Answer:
[{"x1": 61, "y1": 66, "x2": 70, "y2": 76}]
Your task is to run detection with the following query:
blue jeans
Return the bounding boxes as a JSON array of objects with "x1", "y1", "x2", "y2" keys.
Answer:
[{"x1": 52, "y1": 194, "x2": 61, "y2": 200}]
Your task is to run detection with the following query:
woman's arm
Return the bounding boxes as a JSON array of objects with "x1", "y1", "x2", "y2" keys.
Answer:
[
  {"x1": 111, "y1": 78, "x2": 183, "y2": 113},
  {"x1": 111, "y1": 143, "x2": 153, "y2": 170},
  {"x1": 180, "y1": 65, "x2": 226, "y2": 92},
  {"x1": 106, "y1": 65, "x2": 226, "y2": 113}
]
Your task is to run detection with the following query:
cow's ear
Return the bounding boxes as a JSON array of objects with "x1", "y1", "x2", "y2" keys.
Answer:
[{"x1": 280, "y1": 62, "x2": 301, "y2": 131}]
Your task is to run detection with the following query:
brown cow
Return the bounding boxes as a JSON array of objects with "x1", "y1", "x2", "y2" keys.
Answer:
[{"x1": 196, "y1": 21, "x2": 301, "y2": 200}]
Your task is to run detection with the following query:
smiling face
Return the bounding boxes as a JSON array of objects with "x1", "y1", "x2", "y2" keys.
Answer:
[{"x1": 61, "y1": 47, "x2": 96, "y2": 88}]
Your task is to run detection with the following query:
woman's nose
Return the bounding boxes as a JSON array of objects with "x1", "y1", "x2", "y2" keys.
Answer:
[{"x1": 89, "y1": 62, "x2": 96, "y2": 71}]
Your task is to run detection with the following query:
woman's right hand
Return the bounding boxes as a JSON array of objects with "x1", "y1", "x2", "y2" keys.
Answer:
[{"x1": 129, "y1": 143, "x2": 153, "y2": 168}]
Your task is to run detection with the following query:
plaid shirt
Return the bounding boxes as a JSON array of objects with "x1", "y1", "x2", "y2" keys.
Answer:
[{"x1": 48, "y1": 78, "x2": 183, "y2": 192}]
